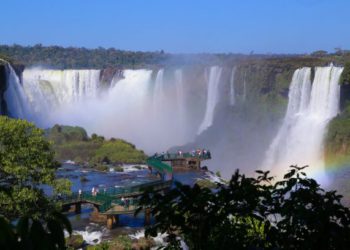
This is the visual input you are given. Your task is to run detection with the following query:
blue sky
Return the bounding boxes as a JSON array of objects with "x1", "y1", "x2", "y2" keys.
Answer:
[{"x1": 1, "y1": 0, "x2": 349, "y2": 54}]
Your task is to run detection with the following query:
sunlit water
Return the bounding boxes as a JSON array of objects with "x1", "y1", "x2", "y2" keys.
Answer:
[{"x1": 57, "y1": 164, "x2": 206, "y2": 244}]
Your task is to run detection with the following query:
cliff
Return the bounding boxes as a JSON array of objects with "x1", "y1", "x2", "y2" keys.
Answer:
[
  {"x1": 325, "y1": 64, "x2": 350, "y2": 168},
  {"x1": 46, "y1": 125, "x2": 147, "y2": 165},
  {"x1": 0, "y1": 64, "x2": 6, "y2": 114},
  {"x1": 0, "y1": 59, "x2": 25, "y2": 115}
]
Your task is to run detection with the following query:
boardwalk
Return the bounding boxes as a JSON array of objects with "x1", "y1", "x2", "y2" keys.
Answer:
[{"x1": 61, "y1": 151, "x2": 209, "y2": 228}]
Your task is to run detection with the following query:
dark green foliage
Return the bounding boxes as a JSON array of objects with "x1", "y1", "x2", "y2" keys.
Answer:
[
  {"x1": 325, "y1": 104, "x2": 350, "y2": 166},
  {"x1": 0, "y1": 212, "x2": 72, "y2": 250},
  {"x1": 138, "y1": 166, "x2": 350, "y2": 250},
  {"x1": 340, "y1": 62, "x2": 350, "y2": 84},
  {"x1": 46, "y1": 124, "x2": 147, "y2": 164},
  {"x1": 46, "y1": 124, "x2": 88, "y2": 143},
  {"x1": 65, "y1": 234, "x2": 84, "y2": 249},
  {"x1": 0, "y1": 117, "x2": 70, "y2": 219},
  {"x1": 0, "y1": 44, "x2": 169, "y2": 69},
  {"x1": 0, "y1": 116, "x2": 72, "y2": 249},
  {"x1": 3, "y1": 44, "x2": 350, "y2": 70}
]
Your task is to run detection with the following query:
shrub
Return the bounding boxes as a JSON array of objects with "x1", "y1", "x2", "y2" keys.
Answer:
[{"x1": 138, "y1": 166, "x2": 350, "y2": 250}]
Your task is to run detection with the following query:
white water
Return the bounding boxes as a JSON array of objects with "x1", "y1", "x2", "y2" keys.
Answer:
[
  {"x1": 243, "y1": 71, "x2": 247, "y2": 102},
  {"x1": 229, "y1": 67, "x2": 236, "y2": 106},
  {"x1": 17, "y1": 67, "x2": 202, "y2": 152},
  {"x1": 197, "y1": 66, "x2": 222, "y2": 134},
  {"x1": 22, "y1": 69, "x2": 100, "y2": 124},
  {"x1": 263, "y1": 65, "x2": 343, "y2": 180},
  {"x1": 1, "y1": 60, "x2": 30, "y2": 119},
  {"x1": 175, "y1": 69, "x2": 187, "y2": 142},
  {"x1": 152, "y1": 69, "x2": 165, "y2": 117}
]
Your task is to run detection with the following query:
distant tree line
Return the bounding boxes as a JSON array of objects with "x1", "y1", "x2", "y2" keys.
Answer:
[
  {"x1": 1, "y1": 44, "x2": 350, "y2": 70},
  {"x1": 0, "y1": 44, "x2": 170, "y2": 69}
]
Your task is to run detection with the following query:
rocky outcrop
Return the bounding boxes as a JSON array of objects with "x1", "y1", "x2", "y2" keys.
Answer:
[
  {"x1": 0, "y1": 61, "x2": 25, "y2": 115},
  {"x1": 100, "y1": 67, "x2": 124, "y2": 88},
  {"x1": 0, "y1": 64, "x2": 7, "y2": 114}
]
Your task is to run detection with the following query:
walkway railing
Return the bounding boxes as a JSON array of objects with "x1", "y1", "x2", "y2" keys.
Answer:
[
  {"x1": 61, "y1": 179, "x2": 172, "y2": 213},
  {"x1": 151, "y1": 152, "x2": 211, "y2": 161}
]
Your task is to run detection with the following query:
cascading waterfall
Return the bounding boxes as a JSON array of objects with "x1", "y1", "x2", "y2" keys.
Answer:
[
  {"x1": 197, "y1": 66, "x2": 222, "y2": 135},
  {"x1": 263, "y1": 65, "x2": 343, "y2": 181},
  {"x1": 22, "y1": 69, "x2": 100, "y2": 122},
  {"x1": 152, "y1": 69, "x2": 165, "y2": 117},
  {"x1": 1, "y1": 59, "x2": 30, "y2": 119},
  {"x1": 229, "y1": 67, "x2": 236, "y2": 106},
  {"x1": 13, "y1": 67, "x2": 205, "y2": 152},
  {"x1": 175, "y1": 69, "x2": 187, "y2": 141},
  {"x1": 243, "y1": 71, "x2": 247, "y2": 102}
]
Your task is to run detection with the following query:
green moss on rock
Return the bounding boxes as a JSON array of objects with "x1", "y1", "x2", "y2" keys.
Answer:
[
  {"x1": 45, "y1": 125, "x2": 147, "y2": 166},
  {"x1": 66, "y1": 234, "x2": 84, "y2": 249},
  {"x1": 325, "y1": 105, "x2": 350, "y2": 166}
]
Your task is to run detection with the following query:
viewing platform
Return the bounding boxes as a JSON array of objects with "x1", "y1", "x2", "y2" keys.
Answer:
[
  {"x1": 149, "y1": 150, "x2": 211, "y2": 170},
  {"x1": 60, "y1": 149, "x2": 210, "y2": 229},
  {"x1": 61, "y1": 179, "x2": 172, "y2": 229}
]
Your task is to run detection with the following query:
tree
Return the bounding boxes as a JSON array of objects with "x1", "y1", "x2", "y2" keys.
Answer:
[
  {"x1": 138, "y1": 166, "x2": 350, "y2": 250},
  {"x1": 0, "y1": 116, "x2": 72, "y2": 249},
  {"x1": 0, "y1": 116, "x2": 70, "y2": 219},
  {"x1": 340, "y1": 61, "x2": 350, "y2": 85}
]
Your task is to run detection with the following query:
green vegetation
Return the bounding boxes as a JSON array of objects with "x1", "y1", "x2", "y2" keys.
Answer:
[
  {"x1": 0, "y1": 116, "x2": 72, "y2": 249},
  {"x1": 66, "y1": 234, "x2": 84, "y2": 249},
  {"x1": 46, "y1": 124, "x2": 147, "y2": 166},
  {"x1": 325, "y1": 104, "x2": 350, "y2": 166},
  {"x1": 0, "y1": 117, "x2": 70, "y2": 219},
  {"x1": 2, "y1": 44, "x2": 350, "y2": 70},
  {"x1": 88, "y1": 235, "x2": 155, "y2": 250},
  {"x1": 138, "y1": 166, "x2": 350, "y2": 250},
  {"x1": 340, "y1": 61, "x2": 350, "y2": 84},
  {"x1": 0, "y1": 44, "x2": 169, "y2": 69}
]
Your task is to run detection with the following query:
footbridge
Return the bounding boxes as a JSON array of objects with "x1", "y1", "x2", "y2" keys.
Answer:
[
  {"x1": 61, "y1": 151, "x2": 210, "y2": 229},
  {"x1": 61, "y1": 156, "x2": 174, "y2": 228}
]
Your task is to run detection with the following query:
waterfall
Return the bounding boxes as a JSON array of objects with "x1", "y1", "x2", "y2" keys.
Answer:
[
  {"x1": 1, "y1": 59, "x2": 30, "y2": 119},
  {"x1": 23, "y1": 69, "x2": 100, "y2": 105},
  {"x1": 263, "y1": 65, "x2": 343, "y2": 180},
  {"x1": 197, "y1": 66, "x2": 222, "y2": 135},
  {"x1": 152, "y1": 69, "x2": 164, "y2": 117},
  {"x1": 174, "y1": 69, "x2": 186, "y2": 130},
  {"x1": 243, "y1": 71, "x2": 247, "y2": 102},
  {"x1": 229, "y1": 67, "x2": 236, "y2": 106}
]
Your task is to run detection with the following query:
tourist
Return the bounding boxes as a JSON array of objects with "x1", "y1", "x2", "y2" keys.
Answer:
[
  {"x1": 121, "y1": 197, "x2": 125, "y2": 207},
  {"x1": 207, "y1": 150, "x2": 211, "y2": 158},
  {"x1": 92, "y1": 187, "x2": 95, "y2": 196},
  {"x1": 125, "y1": 198, "x2": 129, "y2": 208},
  {"x1": 78, "y1": 189, "x2": 82, "y2": 199}
]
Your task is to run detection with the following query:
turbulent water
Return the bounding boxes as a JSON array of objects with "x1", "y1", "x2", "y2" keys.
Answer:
[
  {"x1": 1, "y1": 60, "x2": 30, "y2": 119},
  {"x1": 229, "y1": 67, "x2": 236, "y2": 106},
  {"x1": 21, "y1": 69, "x2": 100, "y2": 123},
  {"x1": 2, "y1": 63, "x2": 344, "y2": 180},
  {"x1": 197, "y1": 66, "x2": 222, "y2": 134},
  {"x1": 8, "y1": 67, "x2": 228, "y2": 152},
  {"x1": 263, "y1": 65, "x2": 343, "y2": 180}
]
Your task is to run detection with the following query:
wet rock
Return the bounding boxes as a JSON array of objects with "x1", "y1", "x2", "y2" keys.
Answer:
[{"x1": 66, "y1": 234, "x2": 84, "y2": 249}]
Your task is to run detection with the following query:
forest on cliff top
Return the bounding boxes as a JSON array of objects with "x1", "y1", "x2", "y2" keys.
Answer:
[{"x1": 1, "y1": 44, "x2": 350, "y2": 69}]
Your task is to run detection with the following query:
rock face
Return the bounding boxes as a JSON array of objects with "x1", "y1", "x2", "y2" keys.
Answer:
[
  {"x1": 325, "y1": 68, "x2": 350, "y2": 167},
  {"x1": 2, "y1": 54, "x2": 350, "y2": 173},
  {"x1": 100, "y1": 67, "x2": 124, "y2": 88},
  {"x1": 0, "y1": 62, "x2": 25, "y2": 115},
  {"x1": 0, "y1": 65, "x2": 7, "y2": 114},
  {"x1": 177, "y1": 57, "x2": 329, "y2": 177}
]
